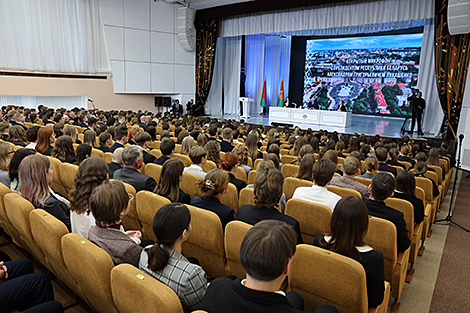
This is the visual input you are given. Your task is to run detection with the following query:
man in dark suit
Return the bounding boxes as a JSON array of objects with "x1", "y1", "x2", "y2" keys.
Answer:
[
  {"x1": 375, "y1": 147, "x2": 397, "y2": 176},
  {"x1": 219, "y1": 128, "x2": 234, "y2": 153},
  {"x1": 365, "y1": 172, "x2": 411, "y2": 253},
  {"x1": 154, "y1": 137, "x2": 175, "y2": 165},
  {"x1": 108, "y1": 147, "x2": 124, "y2": 179},
  {"x1": 134, "y1": 131, "x2": 155, "y2": 164},
  {"x1": 410, "y1": 91, "x2": 425, "y2": 136},
  {"x1": 113, "y1": 145, "x2": 156, "y2": 192},
  {"x1": 109, "y1": 125, "x2": 129, "y2": 154}
]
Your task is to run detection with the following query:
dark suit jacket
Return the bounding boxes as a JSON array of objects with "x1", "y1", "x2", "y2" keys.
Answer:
[
  {"x1": 37, "y1": 194, "x2": 71, "y2": 232},
  {"x1": 392, "y1": 191, "x2": 425, "y2": 224},
  {"x1": 109, "y1": 142, "x2": 124, "y2": 153},
  {"x1": 378, "y1": 162, "x2": 397, "y2": 176},
  {"x1": 190, "y1": 195, "x2": 235, "y2": 229},
  {"x1": 220, "y1": 140, "x2": 234, "y2": 153},
  {"x1": 237, "y1": 204, "x2": 303, "y2": 244},
  {"x1": 229, "y1": 173, "x2": 246, "y2": 194},
  {"x1": 142, "y1": 150, "x2": 156, "y2": 164},
  {"x1": 154, "y1": 155, "x2": 171, "y2": 166},
  {"x1": 365, "y1": 199, "x2": 410, "y2": 253},
  {"x1": 96, "y1": 146, "x2": 110, "y2": 153},
  {"x1": 113, "y1": 167, "x2": 156, "y2": 192},
  {"x1": 108, "y1": 162, "x2": 122, "y2": 179},
  {"x1": 397, "y1": 156, "x2": 415, "y2": 167}
]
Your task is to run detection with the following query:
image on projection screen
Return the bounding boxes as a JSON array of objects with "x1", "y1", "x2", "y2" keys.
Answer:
[{"x1": 303, "y1": 33, "x2": 423, "y2": 117}]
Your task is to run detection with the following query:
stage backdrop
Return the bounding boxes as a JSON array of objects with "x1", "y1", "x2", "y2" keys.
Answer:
[{"x1": 302, "y1": 33, "x2": 423, "y2": 117}]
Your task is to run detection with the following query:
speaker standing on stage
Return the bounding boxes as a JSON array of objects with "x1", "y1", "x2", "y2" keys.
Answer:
[{"x1": 411, "y1": 91, "x2": 425, "y2": 136}]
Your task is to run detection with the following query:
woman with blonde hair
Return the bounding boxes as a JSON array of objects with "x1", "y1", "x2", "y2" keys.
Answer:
[
  {"x1": 64, "y1": 124, "x2": 81, "y2": 144},
  {"x1": 180, "y1": 135, "x2": 194, "y2": 155},
  {"x1": 154, "y1": 158, "x2": 190, "y2": 204},
  {"x1": 231, "y1": 144, "x2": 252, "y2": 174},
  {"x1": 358, "y1": 157, "x2": 379, "y2": 179},
  {"x1": 398, "y1": 144, "x2": 415, "y2": 167},
  {"x1": 83, "y1": 130, "x2": 97, "y2": 147},
  {"x1": 19, "y1": 154, "x2": 70, "y2": 231},
  {"x1": 0, "y1": 141, "x2": 13, "y2": 186},
  {"x1": 190, "y1": 169, "x2": 234, "y2": 228},
  {"x1": 8, "y1": 125, "x2": 29, "y2": 147},
  {"x1": 289, "y1": 136, "x2": 308, "y2": 156},
  {"x1": 69, "y1": 157, "x2": 109, "y2": 237},
  {"x1": 205, "y1": 140, "x2": 220, "y2": 165}
]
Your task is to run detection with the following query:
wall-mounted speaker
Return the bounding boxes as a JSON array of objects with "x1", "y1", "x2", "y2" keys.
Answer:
[
  {"x1": 448, "y1": 0, "x2": 470, "y2": 35},
  {"x1": 177, "y1": 6, "x2": 196, "y2": 52},
  {"x1": 155, "y1": 97, "x2": 163, "y2": 107}
]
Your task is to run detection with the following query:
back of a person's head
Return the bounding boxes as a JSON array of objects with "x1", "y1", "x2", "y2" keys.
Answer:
[
  {"x1": 240, "y1": 220, "x2": 297, "y2": 281},
  {"x1": 254, "y1": 168, "x2": 284, "y2": 210},
  {"x1": 375, "y1": 147, "x2": 388, "y2": 162},
  {"x1": 188, "y1": 146, "x2": 207, "y2": 164},
  {"x1": 219, "y1": 153, "x2": 239, "y2": 171},
  {"x1": 76, "y1": 144, "x2": 92, "y2": 165},
  {"x1": 99, "y1": 132, "x2": 112, "y2": 147},
  {"x1": 146, "y1": 203, "x2": 191, "y2": 272},
  {"x1": 222, "y1": 127, "x2": 233, "y2": 140},
  {"x1": 232, "y1": 144, "x2": 249, "y2": 165},
  {"x1": 370, "y1": 172, "x2": 395, "y2": 201},
  {"x1": 156, "y1": 158, "x2": 184, "y2": 202},
  {"x1": 9, "y1": 148, "x2": 36, "y2": 181},
  {"x1": 112, "y1": 147, "x2": 124, "y2": 165},
  {"x1": 255, "y1": 159, "x2": 274, "y2": 172},
  {"x1": 122, "y1": 145, "x2": 142, "y2": 167},
  {"x1": 160, "y1": 137, "x2": 175, "y2": 156},
  {"x1": 342, "y1": 156, "x2": 360, "y2": 176},
  {"x1": 295, "y1": 153, "x2": 315, "y2": 180},
  {"x1": 267, "y1": 143, "x2": 280, "y2": 155},
  {"x1": 114, "y1": 125, "x2": 128, "y2": 141},
  {"x1": 181, "y1": 135, "x2": 194, "y2": 155},
  {"x1": 36, "y1": 127, "x2": 54, "y2": 154},
  {"x1": 70, "y1": 157, "x2": 109, "y2": 213},
  {"x1": 329, "y1": 195, "x2": 369, "y2": 259},
  {"x1": 322, "y1": 149, "x2": 338, "y2": 164},
  {"x1": 134, "y1": 131, "x2": 151, "y2": 147},
  {"x1": 414, "y1": 160, "x2": 428, "y2": 175},
  {"x1": 208, "y1": 125, "x2": 217, "y2": 137},
  {"x1": 312, "y1": 159, "x2": 337, "y2": 187},
  {"x1": 363, "y1": 157, "x2": 379, "y2": 173},
  {"x1": 396, "y1": 170, "x2": 416, "y2": 197},
  {"x1": 415, "y1": 152, "x2": 427, "y2": 162},
  {"x1": 200, "y1": 169, "x2": 229, "y2": 196},
  {"x1": 89, "y1": 180, "x2": 128, "y2": 226},
  {"x1": 19, "y1": 154, "x2": 50, "y2": 206},
  {"x1": 26, "y1": 126, "x2": 40, "y2": 143}
]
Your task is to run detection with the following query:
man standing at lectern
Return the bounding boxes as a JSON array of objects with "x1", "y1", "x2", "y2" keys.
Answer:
[{"x1": 410, "y1": 91, "x2": 425, "y2": 136}]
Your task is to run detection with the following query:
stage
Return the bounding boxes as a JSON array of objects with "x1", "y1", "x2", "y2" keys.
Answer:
[{"x1": 216, "y1": 112, "x2": 435, "y2": 139}]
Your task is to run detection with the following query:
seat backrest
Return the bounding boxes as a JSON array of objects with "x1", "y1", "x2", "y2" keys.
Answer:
[
  {"x1": 150, "y1": 140, "x2": 161, "y2": 149},
  {"x1": 0, "y1": 183, "x2": 14, "y2": 239},
  {"x1": 247, "y1": 170, "x2": 257, "y2": 185},
  {"x1": 78, "y1": 133, "x2": 85, "y2": 142},
  {"x1": 281, "y1": 164, "x2": 300, "y2": 178},
  {"x1": 424, "y1": 170, "x2": 439, "y2": 186},
  {"x1": 439, "y1": 158, "x2": 449, "y2": 173},
  {"x1": 354, "y1": 176, "x2": 371, "y2": 186},
  {"x1": 135, "y1": 191, "x2": 170, "y2": 241},
  {"x1": 289, "y1": 245, "x2": 368, "y2": 313},
  {"x1": 415, "y1": 186, "x2": 426, "y2": 205},
  {"x1": 62, "y1": 233, "x2": 119, "y2": 313},
  {"x1": 224, "y1": 221, "x2": 252, "y2": 278},
  {"x1": 280, "y1": 148, "x2": 289, "y2": 156},
  {"x1": 145, "y1": 163, "x2": 162, "y2": 183},
  {"x1": 173, "y1": 153, "x2": 191, "y2": 167},
  {"x1": 398, "y1": 161, "x2": 412, "y2": 170},
  {"x1": 280, "y1": 155, "x2": 297, "y2": 165},
  {"x1": 327, "y1": 185, "x2": 362, "y2": 198},
  {"x1": 174, "y1": 144, "x2": 181, "y2": 153},
  {"x1": 364, "y1": 216, "x2": 397, "y2": 283},
  {"x1": 283, "y1": 177, "x2": 313, "y2": 200},
  {"x1": 390, "y1": 165, "x2": 403, "y2": 174},
  {"x1": 285, "y1": 199, "x2": 331, "y2": 244},
  {"x1": 239, "y1": 188, "x2": 255, "y2": 208},
  {"x1": 253, "y1": 158, "x2": 262, "y2": 169},
  {"x1": 59, "y1": 163, "x2": 78, "y2": 197},
  {"x1": 111, "y1": 264, "x2": 183, "y2": 313},
  {"x1": 428, "y1": 165, "x2": 443, "y2": 184},
  {"x1": 202, "y1": 160, "x2": 216, "y2": 173},
  {"x1": 415, "y1": 177, "x2": 433, "y2": 203},
  {"x1": 182, "y1": 205, "x2": 227, "y2": 278},
  {"x1": 30, "y1": 209, "x2": 84, "y2": 300},
  {"x1": 121, "y1": 182, "x2": 141, "y2": 231},
  {"x1": 48, "y1": 156, "x2": 68, "y2": 197},
  {"x1": 219, "y1": 183, "x2": 239, "y2": 211},
  {"x1": 104, "y1": 152, "x2": 113, "y2": 163},
  {"x1": 92, "y1": 148, "x2": 104, "y2": 159},
  {"x1": 234, "y1": 166, "x2": 247, "y2": 184},
  {"x1": 181, "y1": 171, "x2": 203, "y2": 198},
  {"x1": 150, "y1": 149, "x2": 162, "y2": 159},
  {"x1": 385, "y1": 198, "x2": 414, "y2": 239}
]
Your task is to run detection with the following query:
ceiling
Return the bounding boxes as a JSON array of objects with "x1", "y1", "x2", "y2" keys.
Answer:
[{"x1": 180, "y1": 0, "x2": 254, "y2": 10}]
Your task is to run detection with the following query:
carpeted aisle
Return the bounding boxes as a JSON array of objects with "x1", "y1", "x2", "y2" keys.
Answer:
[{"x1": 429, "y1": 172, "x2": 470, "y2": 312}]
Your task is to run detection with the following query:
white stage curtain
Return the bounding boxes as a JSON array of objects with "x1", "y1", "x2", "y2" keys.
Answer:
[
  {"x1": 0, "y1": 0, "x2": 110, "y2": 73},
  {"x1": 418, "y1": 19, "x2": 443, "y2": 136},
  {"x1": 205, "y1": 36, "x2": 242, "y2": 117},
  {"x1": 219, "y1": 0, "x2": 434, "y2": 37},
  {"x1": 0, "y1": 96, "x2": 86, "y2": 110},
  {"x1": 245, "y1": 34, "x2": 266, "y2": 116}
]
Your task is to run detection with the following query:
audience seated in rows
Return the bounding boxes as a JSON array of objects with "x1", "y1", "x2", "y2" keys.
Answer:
[
  {"x1": 154, "y1": 137, "x2": 175, "y2": 165},
  {"x1": 114, "y1": 145, "x2": 156, "y2": 192},
  {"x1": 414, "y1": 161, "x2": 440, "y2": 198},
  {"x1": 329, "y1": 156, "x2": 370, "y2": 200},
  {"x1": 375, "y1": 147, "x2": 397, "y2": 176},
  {"x1": 109, "y1": 125, "x2": 128, "y2": 153}
]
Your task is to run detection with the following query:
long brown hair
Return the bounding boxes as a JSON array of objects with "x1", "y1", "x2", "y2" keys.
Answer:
[
  {"x1": 289, "y1": 136, "x2": 307, "y2": 156},
  {"x1": 35, "y1": 127, "x2": 54, "y2": 154},
  {"x1": 246, "y1": 132, "x2": 259, "y2": 162},
  {"x1": 254, "y1": 168, "x2": 284, "y2": 210},
  {"x1": 52, "y1": 135, "x2": 76, "y2": 162},
  {"x1": 294, "y1": 154, "x2": 315, "y2": 181},
  {"x1": 19, "y1": 154, "x2": 51, "y2": 206},
  {"x1": 155, "y1": 158, "x2": 184, "y2": 202},
  {"x1": 326, "y1": 195, "x2": 369, "y2": 259},
  {"x1": 395, "y1": 170, "x2": 416, "y2": 197}
]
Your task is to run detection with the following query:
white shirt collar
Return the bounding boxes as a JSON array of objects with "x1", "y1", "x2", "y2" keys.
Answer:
[
  {"x1": 324, "y1": 236, "x2": 373, "y2": 253},
  {"x1": 240, "y1": 279, "x2": 286, "y2": 296}
]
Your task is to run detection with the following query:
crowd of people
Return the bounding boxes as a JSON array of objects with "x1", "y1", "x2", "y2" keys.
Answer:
[{"x1": 0, "y1": 104, "x2": 455, "y2": 312}]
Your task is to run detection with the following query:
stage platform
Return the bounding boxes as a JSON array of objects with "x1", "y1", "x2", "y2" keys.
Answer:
[{"x1": 218, "y1": 113, "x2": 434, "y2": 139}]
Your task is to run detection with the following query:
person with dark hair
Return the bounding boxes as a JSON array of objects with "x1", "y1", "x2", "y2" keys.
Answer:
[
  {"x1": 358, "y1": 157, "x2": 379, "y2": 179},
  {"x1": 220, "y1": 128, "x2": 234, "y2": 152},
  {"x1": 8, "y1": 125, "x2": 29, "y2": 147},
  {"x1": 88, "y1": 180, "x2": 143, "y2": 266},
  {"x1": 414, "y1": 161, "x2": 440, "y2": 198},
  {"x1": 365, "y1": 172, "x2": 410, "y2": 253},
  {"x1": 109, "y1": 125, "x2": 128, "y2": 153},
  {"x1": 292, "y1": 159, "x2": 341, "y2": 211},
  {"x1": 237, "y1": 168, "x2": 303, "y2": 244},
  {"x1": 51, "y1": 135, "x2": 77, "y2": 164},
  {"x1": 207, "y1": 125, "x2": 218, "y2": 141},
  {"x1": 134, "y1": 131, "x2": 156, "y2": 164},
  {"x1": 155, "y1": 159, "x2": 190, "y2": 204},
  {"x1": 219, "y1": 153, "x2": 246, "y2": 194},
  {"x1": 97, "y1": 132, "x2": 112, "y2": 153},
  {"x1": 314, "y1": 196, "x2": 384, "y2": 308},
  {"x1": 146, "y1": 126, "x2": 157, "y2": 141},
  {"x1": 114, "y1": 145, "x2": 156, "y2": 192},
  {"x1": 203, "y1": 220, "x2": 338, "y2": 313},
  {"x1": 75, "y1": 144, "x2": 92, "y2": 165},
  {"x1": 9, "y1": 148, "x2": 36, "y2": 193},
  {"x1": 139, "y1": 203, "x2": 207, "y2": 311},
  {"x1": 393, "y1": 171, "x2": 425, "y2": 224},
  {"x1": 184, "y1": 146, "x2": 207, "y2": 179},
  {"x1": 375, "y1": 147, "x2": 397, "y2": 176},
  {"x1": 329, "y1": 156, "x2": 369, "y2": 200},
  {"x1": 154, "y1": 137, "x2": 175, "y2": 165},
  {"x1": 25, "y1": 126, "x2": 40, "y2": 150},
  {"x1": 294, "y1": 154, "x2": 315, "y2": 181},
  {"x1": 190, "y1": 169, "x2": 234, "y2": 229}
]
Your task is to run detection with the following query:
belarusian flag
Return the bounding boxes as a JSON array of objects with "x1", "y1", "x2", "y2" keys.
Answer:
[
  {"x1": 260, "y1": 79, "x2": 267, "y2": 107},
  {"x1": 278, "y1": 79, "x2": 285, "y2": 107}
]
